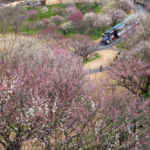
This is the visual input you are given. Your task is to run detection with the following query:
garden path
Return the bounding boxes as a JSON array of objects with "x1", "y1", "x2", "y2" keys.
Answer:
[{"x1": 84, "y1": 50, "x2": 117, "y2": 70}]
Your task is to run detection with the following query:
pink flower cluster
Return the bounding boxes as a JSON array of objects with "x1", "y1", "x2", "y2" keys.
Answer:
[{"x1": 67, "y1": 7, "x2": 83, "y2": 22}]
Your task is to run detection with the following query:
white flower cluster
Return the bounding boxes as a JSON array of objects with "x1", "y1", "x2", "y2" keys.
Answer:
[{"x1": 60, "y1": 21, "x2": 73, "y2": 31}]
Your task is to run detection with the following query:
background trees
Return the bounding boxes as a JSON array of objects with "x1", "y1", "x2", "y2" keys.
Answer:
[{"x1": 0, "y1": 6, "x2": 28, "y2": 33}]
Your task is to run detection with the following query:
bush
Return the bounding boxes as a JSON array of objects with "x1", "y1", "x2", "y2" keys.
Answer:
[
  {"x1": 129, "y1": 41, "x2": 150, "y2": 63},
  {"x1": 120, "y1": 13, "x2": 150, "y2": 49},
  {"x1": 108, "y1": 9, "x2": 127, "y2": 24},
  {"x1": 78, "y1": 12, "x2": 96, "y2": 33},
  {"x1": 68, "y1": 34, "x2": 94, "y2": 61},
  {"x1": 113, "y1": 0, "x2": 133, "y2": 14},
  {"x1": 93, "y1": 13, "x2": 112, "y2": 28},
  {"x1": 28, "y1": 9, "x2": 38, "y2": 20},
  {"x1": 139, "y1": 13, "x2": 150, "y2": 40},
  {"x1": 49, "y1": 15, "x2": 65, "y2": 25},
  {"x1": 83, "y1": 12, "x2": 97, "y2": 27},
  {"x1": 23, "y1": 20, "x2": 48, "y2": 31},
  {"x1": 68, "y1": 9, "x2": 83, "y2": 23},
  {"x1": 0, "y1": 6, "x2": 28, "y2": 33},
  {"x1": 110, "y1": 56, "x2": 150, "y2": 96},
  {"x1": 51, "y1": 7, "x2": 66, "y2": 16},
  {"x1": 39, "y1": 26, "x2": 64, "y2": 44},
  {"x1": 65, "y1": 5, "x2": 77, "y2": 14},
  {"x1": 146, "y1": 2, "x2": 150, "y2": 11},
  {"x1": 59, "y1": 21, "x2": 75, "y2": 35}
]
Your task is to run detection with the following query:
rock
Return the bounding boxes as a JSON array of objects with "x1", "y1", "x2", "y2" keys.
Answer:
[{"x1": 41, "y1": 6, "x2": 48, "y2": 13}]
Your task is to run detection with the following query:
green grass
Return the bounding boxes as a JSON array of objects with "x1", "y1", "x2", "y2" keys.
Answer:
[
  {"x1": 28, "y1": 6, "x2": 53, "y2": 21},
  {"x1": 116, "y1": 42, "x2": 129, "y2": 50},
  {"x1": 75, "y1": 2, "x2": 101, "y2": 14},
  {"x1": 100, "y1": 0, "x2": 115, "y2": 13},
  {"x1": 84, "y1": 53, "x2": 100, "y2": 64},
  {"x1": 57, "y1": 25, "x2": 111, "y2": 40},
  {"x1": 89, "y1": 26, "x2": 111, "y2": 40},
  {"x1": 19, "y1": 27, "x2": 41, "y2": 35},
  {"x1": 28, "y1": 3, "x2": 67, "y2": 21},
  {"x1": 56, "y1": 28, "x2": 78, "y2": 37}
]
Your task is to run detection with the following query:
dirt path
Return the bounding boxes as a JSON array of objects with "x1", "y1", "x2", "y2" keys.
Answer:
[
  {"x1": 84, "y1": 49, "x2": 117, "y2": 70},
  {"x1": 84, "y1": 48, "x2": 118, "y2": 85}
]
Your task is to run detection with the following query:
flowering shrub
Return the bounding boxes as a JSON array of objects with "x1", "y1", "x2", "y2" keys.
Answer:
[
  {"x1": 119, "y1": 13, "x2": 150, "y2": 49},
  {"x1": 68, "y1": 9, "x2": 83, "y2": 23},
  {"x1": 59, "y1": 21, "x2": 74, "y2": 34},
  {"x1": 24, "y1": 20, "x2": 47, "y2": 30},
  {"x1": 67, "y1": 8, "x2": 83, "y2": 32},
  {"x1": 83, "y1": 12, "x2": 97, "y2": 27},
  {"x1": 28, "y1": 9, "x2": 38, "y2": 20},
  {"x1": 68, "y1": 34, "x2": 94, "y2": 61},
  {"x1": 51, "y1": 7, "x2": 66, "y2": 16},
  {"x1": 110, "y1": 57, "x2": 150, "y2": 96},
  {"x1": 0, "y1": 6, "x2": 28, "y2": 33},
  {"x1": 39, "y1": 25, "x2": 64, "y2": 43},
  {"x1": 114, "y1": 0, "x2": 133, "y2": 14},
  {"x1": 93, "y1": 13, "x2": 112, "y2": 28},
  {"x1": 129, "y1": 41, "x2": 150, "y2": 63},
  {"x1": 65, "y1": 5, "x2": 77, "y2": 14},
  {"x1": 41, "y1": 18, "x2": 50, "y2": 24},
  {"x1": 49, "y1": 15, "x2": 65, "y2": 25},
  {"x1": 139, "y1": 13, "x2": 150, "y2": 41},
  {"x1": 146, "y1": 2, "x2": 150, "y2": 11},
  {"x1": 108, "y1": 8, "x2": 127, "y2": 24}
]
